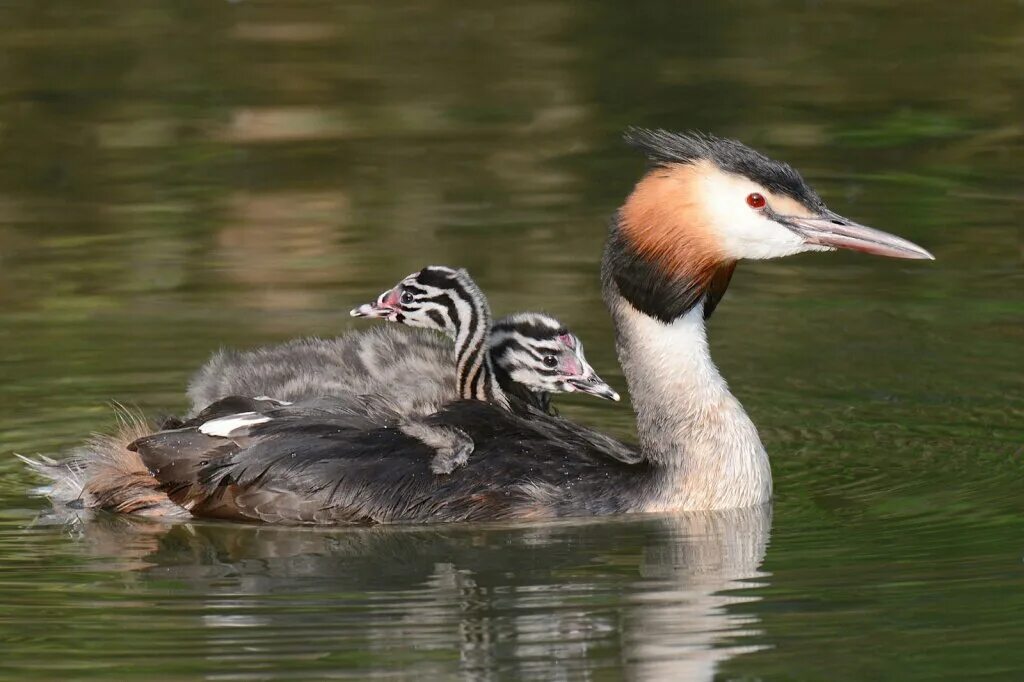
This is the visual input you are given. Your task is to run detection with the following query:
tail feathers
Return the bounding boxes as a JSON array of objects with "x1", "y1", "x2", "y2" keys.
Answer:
[
  {"x1": 15, "y1": 453, "x2": 88, "y2": 503},
  {"x1": 18, "y1": 407, "x2": 188, "y2": 518}
]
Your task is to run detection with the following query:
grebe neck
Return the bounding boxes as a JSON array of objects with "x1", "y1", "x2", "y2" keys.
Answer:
[
  {"x1": 452, "y1": 280, "x2": 508, "y2": 408},
  {"x1": 606, "y1": 288, "x2": 772, "y2": 511}
]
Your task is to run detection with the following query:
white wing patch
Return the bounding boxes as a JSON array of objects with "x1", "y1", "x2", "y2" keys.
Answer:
[
  {"x1": 253, "y1": 396, "x2": 293, "y2": 405},
  {"x1": 199, "y1": 412, "x2": 272, "y2": 438}
]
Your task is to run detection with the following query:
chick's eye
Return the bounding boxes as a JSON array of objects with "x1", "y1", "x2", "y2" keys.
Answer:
[
  {"x1": 400, "y1": 292, "x2": 415, "y2": 305},
  {"x1": 746, "y1": 192, "x2": 766, "y2": 209},
  {"x1": 542, "y1": 355, "x2": 558, "y2": 368}
]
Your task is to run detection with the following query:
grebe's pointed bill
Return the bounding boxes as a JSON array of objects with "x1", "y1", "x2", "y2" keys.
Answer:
[
  {"x1": 349, "y1": 288, "x2": 399, "y2": 318},
  {"x1": 349, "y1": 302, "x2": 381, "y2": 318},
  {"x1": 566, "y1": 375, "x2": 621, "y2": 402},
  {"x1": 783, "y1": 209, "x2": 935, "y2": 260}
]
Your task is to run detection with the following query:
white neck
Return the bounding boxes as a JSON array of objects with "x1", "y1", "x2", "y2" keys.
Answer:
[{"x1": 608, "y1": 292, "x2": 772, "y2": 511}]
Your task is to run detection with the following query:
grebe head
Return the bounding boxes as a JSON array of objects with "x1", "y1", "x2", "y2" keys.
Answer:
[
  {"x1": 622, "y1": 128, "x2": 934, "y2": 262},
  {"x1": 608, "y1": 129, "x2": 934, "y2": 322},
  {"x1": 349, "y1": 266, "x2": 469, "y2": 335},
  {"x1": 490, "y1": 312, "x2": 620, "y2": 402},
  {"x1": 352, "y1": 268, "x2": 619, "y2": 402}
]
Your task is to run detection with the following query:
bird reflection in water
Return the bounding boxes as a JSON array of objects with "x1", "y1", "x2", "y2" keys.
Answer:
[{"x1": 65, "y1": 506, "x2": 771, "y2": 680}]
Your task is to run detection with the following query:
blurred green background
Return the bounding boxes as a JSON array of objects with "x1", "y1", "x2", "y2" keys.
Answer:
[{"x1": 0, "y1": 1, "x2": 1021, "y2": 679}]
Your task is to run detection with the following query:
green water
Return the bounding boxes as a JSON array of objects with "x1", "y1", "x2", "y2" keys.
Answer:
[{"x1": 1, "y1": 0, "x2": 1022, "y2": 679}]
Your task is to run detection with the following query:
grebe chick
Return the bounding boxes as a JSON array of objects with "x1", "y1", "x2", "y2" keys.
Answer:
[
  {"x1": 490, "y1": 312, "x2": 620, "y2": 410},
  {"x1": 26, "y1": 129, "x2": 933, "y2": 523},
  {"x1": 185, "y1": 281, "x2": 616, "y2": 422},
  {"x1": 351, "y1": 266, "x2": 618, "y2": 472},
  {"x1": 351, "y1": 266, "x2": 619, "y2": 407}
]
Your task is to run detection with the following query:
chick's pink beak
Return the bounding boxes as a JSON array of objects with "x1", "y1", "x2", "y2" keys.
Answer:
[{"x1": 350, "y1": 288, "x2": 400, "y2": 318}]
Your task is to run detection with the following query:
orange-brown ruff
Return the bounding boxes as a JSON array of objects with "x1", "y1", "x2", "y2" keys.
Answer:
[
  {"x1": 619, "y1": 164, "x2": 726, "y2": 278},
  {"x1": 617, "y1": 162, "x2": 738, "y2": 318}
]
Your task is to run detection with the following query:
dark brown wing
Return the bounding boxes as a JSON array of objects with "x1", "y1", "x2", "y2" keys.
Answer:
[
  {"x1": 198, "y1": 401, "x2": 646, "y2": 524},
  {"x1": 130, "y1": 428, "x2": 241, "y2": 510},
  {"x1": 132, "y1": 395, "x2": 648, "y2": 525}
]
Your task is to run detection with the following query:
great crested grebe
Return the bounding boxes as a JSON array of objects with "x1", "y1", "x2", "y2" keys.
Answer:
[
  {"x1": 23, "y1": 129, "x2": 932, "y2": 523},
  {"x1": 344, "y1": 266, "x2": 618, "y2": 472},
  {"x1": 350, "y1": 266, "x2": 619, "y2": 409},
  {"x1": 186, "y1": 286, "x2": 615, "y2": 419},
  {"x1": 182, "y1": 268, "x2": 616, "y2": 473},
  {"x1": 346, "y1": 265, "x2": 618, "y2": 472}
]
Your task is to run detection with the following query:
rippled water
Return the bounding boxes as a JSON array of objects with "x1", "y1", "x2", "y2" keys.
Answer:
[{"x1": 1, "y1": 0, "x2": 1022, "y2": 679}]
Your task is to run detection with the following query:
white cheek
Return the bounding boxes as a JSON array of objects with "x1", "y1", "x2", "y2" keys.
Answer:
[
  {"x1": 512, "y1": 370, "x2": 551, "y2": 391},
  {"x1": 507, "y1": 356, "x2": 540, "y2": 384},
  {"x1": 718, "y1": 214, "x2": 808, "y2": 260},
  {"x1": 699, "y1": 171, "x2": 817, "y2": 260},
  {"x1": 509, "y1": 367, "x2": 530, "y2": 383}
]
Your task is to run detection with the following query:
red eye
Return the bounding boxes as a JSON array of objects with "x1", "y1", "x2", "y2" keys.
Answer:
[{"x1": 746, "y1": 192, "x2": 766, "y2": 209}]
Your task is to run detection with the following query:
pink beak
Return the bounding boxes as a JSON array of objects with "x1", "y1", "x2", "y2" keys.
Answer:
[
  {"x1": 785, "y1": 210, "x2": 934, "y2": 260},
  {"x1": 350, "y1": 288, "x2": 400, "y2": 318}
]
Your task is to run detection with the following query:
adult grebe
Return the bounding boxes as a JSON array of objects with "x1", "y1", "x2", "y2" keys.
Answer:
[{"x1": 23, "y1": 129, "x2": 932, "y2": 523}]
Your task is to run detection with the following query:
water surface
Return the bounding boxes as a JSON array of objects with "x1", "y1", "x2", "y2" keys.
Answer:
[{"x1": 1, "y1": 0, "x2": 1022, "y2": 679}]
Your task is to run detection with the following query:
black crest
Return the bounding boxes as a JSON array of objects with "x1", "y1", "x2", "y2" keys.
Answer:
[
  {"x1": 623, "y1": 127, "x2": 824, "y2": 210},
  {"x1": 491, "y1": 315, "x2": 566, "y2": 341},
  {"x1": 415, "y1": 266, "x2": 461, "y2": 289}
]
